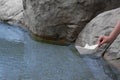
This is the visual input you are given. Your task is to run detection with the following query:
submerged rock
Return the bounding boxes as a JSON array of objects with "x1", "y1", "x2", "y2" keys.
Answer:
[{"x1": 23, "y1": 0, "x2": 120, "y2": 44}]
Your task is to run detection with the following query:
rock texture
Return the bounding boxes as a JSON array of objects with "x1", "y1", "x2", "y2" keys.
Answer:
[
  {"x1": 23, "y1": 0, "x2": 120, "y2": 43},
  {"x1": 75, "y1": 8, "x2": 120, "y2": 56},
  {"x1": 75, "y1": 8, "x2": 120, "y2": 79},
  {"x1": 0, "y1": 0, "x2": 23, "y2": 26}
]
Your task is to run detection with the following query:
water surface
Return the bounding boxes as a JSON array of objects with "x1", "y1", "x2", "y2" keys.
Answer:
[{"x1": 0, "y1": 23, "x2": 114, "y2": 80}]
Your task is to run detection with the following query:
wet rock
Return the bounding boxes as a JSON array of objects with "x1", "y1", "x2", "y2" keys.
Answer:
[
  {"x1": 23, "y1": 0, "x2": 120, "y2": 43},
  {"x1": 0, "y1": 0, "x2": 23, "y2": 26}
]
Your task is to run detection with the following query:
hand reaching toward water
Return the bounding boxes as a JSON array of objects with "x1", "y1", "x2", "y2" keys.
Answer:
[
  {"x1": 97, "y1": 19, "x2": 120, "y2": 47},
  {"x1": 97, "y1": 36, "x2": 112, "y2": 47}
]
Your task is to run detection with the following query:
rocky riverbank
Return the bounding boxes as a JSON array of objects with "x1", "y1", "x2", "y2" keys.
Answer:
[{"x1": 0, "y1": 0, "x2": 120, "y2": 79}]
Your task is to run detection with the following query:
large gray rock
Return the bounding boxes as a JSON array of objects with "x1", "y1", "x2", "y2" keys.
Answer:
[
  {"x1": 0, "y1": 0, "x2": 23, "y2": 26},
  {"x1": 75, "y1": 8, "x2": 120, "y2": 54},
  {"x1": 23, "y1": 0, "x2": 120, "y2": 43}
]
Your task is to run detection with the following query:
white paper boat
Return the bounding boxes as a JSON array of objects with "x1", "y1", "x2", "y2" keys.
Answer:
[{"x1": 75, "y1": 44, "x2": 98, "y2": 54}]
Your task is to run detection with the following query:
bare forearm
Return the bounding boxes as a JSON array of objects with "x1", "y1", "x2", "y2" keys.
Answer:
[
  {"x1": 97, "y1": 19, "x2": 120, "y2": 46},
  {"x1": 109, "y1": 20, "x2": 120, "y2": 40}
]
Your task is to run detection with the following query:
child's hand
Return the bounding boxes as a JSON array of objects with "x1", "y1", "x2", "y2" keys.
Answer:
[{"x1": 97, "y1": 36, "x2": 112, "y2": 47}]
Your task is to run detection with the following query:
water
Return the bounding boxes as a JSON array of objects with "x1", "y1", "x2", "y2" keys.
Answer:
[{"x1": 0, "y1": 23, "x2": 115, "y2": 80}]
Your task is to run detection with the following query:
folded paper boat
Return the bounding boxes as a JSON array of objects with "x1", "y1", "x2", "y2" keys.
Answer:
[{"x1": 75, "y1": 44, "x2": 98, "y2": 54}]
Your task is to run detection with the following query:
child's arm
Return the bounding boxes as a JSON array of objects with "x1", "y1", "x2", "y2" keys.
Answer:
[{"x1": 98, "y1": 19, "x2": 120, "y2": 47}]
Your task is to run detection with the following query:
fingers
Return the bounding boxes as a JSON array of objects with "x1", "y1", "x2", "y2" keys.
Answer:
[
  {"x1": 97, "y1": 36, "x2": 104, "y2": 47},
  {"x1": 97, "y1": 36, "x2": 103, "y2": 44},
  {"x1": 97, "y1": 36, "x2": 110, "y2": 47},
  {"x1": 99, "y1": 39, "x2": 106, "y2": 46}
]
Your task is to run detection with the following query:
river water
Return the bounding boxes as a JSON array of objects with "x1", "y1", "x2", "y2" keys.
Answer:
[{"x1": 0, "y1": 23, "x2": 116, "y2": 80}]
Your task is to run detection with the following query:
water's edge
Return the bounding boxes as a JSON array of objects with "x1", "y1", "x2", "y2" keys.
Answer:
[{"x1": 0, "y1": 22, "x2": 118, "y2": 80}]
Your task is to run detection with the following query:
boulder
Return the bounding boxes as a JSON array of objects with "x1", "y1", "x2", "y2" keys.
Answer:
[
  {"x1": 0, "y1": 0, "x2": 23, "y2": 26},
  {"x1": 23, "y1": 0, "x2": 120, "y2": 44},
  {"x1": 75, "y1": 8, "x2": 120, "y2": 55}
]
